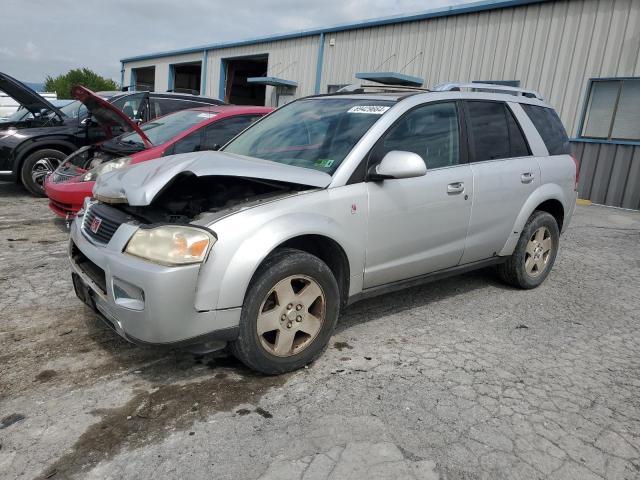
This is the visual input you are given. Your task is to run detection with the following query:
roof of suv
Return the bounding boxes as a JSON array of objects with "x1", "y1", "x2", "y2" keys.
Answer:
[{"x1": 309, "y1": 83, "x2": 552, "y2": 108}]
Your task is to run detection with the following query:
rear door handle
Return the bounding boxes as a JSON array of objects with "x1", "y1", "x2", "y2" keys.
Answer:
[
  {"x1": 447, "y1": 182, "x2": 465, "y2": 194},
  {"x1": 521, "y1": 172, "x2": 534, "y2": 184}
]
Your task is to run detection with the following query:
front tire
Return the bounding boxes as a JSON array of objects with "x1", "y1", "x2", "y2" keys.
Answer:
[
  {"x1": 20, "y1": 149, "x2": 67, "y2": 197},
  {"x1": 497, "y1": 211, "x2": 560, "y2": 289},
  {"x1": 230, "y1": 248, "x2": 340, "y2": 374}
]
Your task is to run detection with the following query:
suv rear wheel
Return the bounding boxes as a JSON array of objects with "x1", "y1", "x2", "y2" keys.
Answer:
[
  {"x1": 497, "y1": 210, "x2": 559, "y2": 289},
  {"x1": 21, "y1": 148, "x2": 67, "y2": 197},
  {"x1": 231, "y1": 248, "x2": 340, "y2": 374}
]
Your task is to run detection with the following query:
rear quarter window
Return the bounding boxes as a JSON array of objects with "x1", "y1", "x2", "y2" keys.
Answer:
[{"x1": 522, "y1": 104, "x2": 571, "y2": 155}]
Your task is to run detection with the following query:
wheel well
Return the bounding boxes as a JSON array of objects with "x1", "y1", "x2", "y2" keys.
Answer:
[
  {"x1": 15, "y1": 143, "x2": 74, "y2": 184},
  {"x1": 535, "y1": 199, "x2": 564, "y2": 231},
  {"x1": 277, "y1": 235, "x2": 350, "y2": 308}
]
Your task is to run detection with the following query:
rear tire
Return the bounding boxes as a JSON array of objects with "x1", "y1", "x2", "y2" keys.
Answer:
[
  {"x1": 230, "y1": 248, "x2": 340, "y2": 374},
  {"x1": 20, "y1": 149, "x2": 67, "y2": 197},
  {"x1": 497, "y1": 211, "x2": 559, "y2": 289}
]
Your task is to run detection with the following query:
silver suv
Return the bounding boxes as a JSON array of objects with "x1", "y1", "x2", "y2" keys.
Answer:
[{"x1": 69, "y1": 83, "x2": 577, "y2": 374}]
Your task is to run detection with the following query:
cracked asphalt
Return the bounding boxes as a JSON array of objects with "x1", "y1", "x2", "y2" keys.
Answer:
[{"x1": 1, "y1": 181, "x2": 639, "y2": 480}]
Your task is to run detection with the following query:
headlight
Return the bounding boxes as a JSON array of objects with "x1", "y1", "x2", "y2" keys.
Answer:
[
  {"x1": 80, "y1": 156, "x2": 132, "y2": 182},
  {"x1": 124, "y1": 226, "x2": 216, "y2": 266}
]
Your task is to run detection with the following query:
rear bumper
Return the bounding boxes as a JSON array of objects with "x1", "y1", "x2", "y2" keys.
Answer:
[{"x1": 68, "y1": 214, "x2": 241, "y2": 346}]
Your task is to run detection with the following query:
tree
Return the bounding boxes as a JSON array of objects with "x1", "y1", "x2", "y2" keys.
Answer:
[{"x1": 44, "y1": 68, "x2": 118, "y2": 99}]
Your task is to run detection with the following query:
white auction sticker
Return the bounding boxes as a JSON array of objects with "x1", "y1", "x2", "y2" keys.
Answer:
[
  {"x1": 197, "y1": 113, "x2": 217, "y2": 118},
  {"x1": 347, "y1": 105, "x2": 391, "y2": 114}
]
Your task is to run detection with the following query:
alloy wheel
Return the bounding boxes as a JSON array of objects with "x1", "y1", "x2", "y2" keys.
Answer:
[
  {"x1": 256, "y1": 274, "x2": 326, "y2": 357},
  {"x1": 524, "y1": 226, "x2": 552, "y2": 277},
  {"x1": 31, "y1": 157, "x2": 62, "y2": 187}
]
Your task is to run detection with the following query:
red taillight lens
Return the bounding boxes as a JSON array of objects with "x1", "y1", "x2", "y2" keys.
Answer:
[{"x1": 570, "y1": 154, "x2": 580, "y2": 189}]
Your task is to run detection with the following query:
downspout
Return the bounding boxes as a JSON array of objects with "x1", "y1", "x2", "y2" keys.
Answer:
[
  {"x1": 120, "y1": 62, "x2": 125, "y2": 90},
  {"x1": 314, "y1": 32, "x2": 325, "y2": 94},
  {"x1": 201, "y1": 49, "x2": 208, "y2": 96}
]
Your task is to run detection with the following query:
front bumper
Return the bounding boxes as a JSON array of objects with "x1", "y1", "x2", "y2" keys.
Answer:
[
  {"x1": 68, "y1": 214, "x2": 240, "y2": 346},
  {"x1": 44, "y1": 176, "x2": 89, "y2": 218}
]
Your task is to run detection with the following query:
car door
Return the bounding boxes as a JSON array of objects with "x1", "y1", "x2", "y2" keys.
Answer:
[
  {"x1": 459, "y1": 100, "x2": 540, "y2": 264},
  {"x1": 364, "y1": 101, "x2": 473, "y2": 288}
]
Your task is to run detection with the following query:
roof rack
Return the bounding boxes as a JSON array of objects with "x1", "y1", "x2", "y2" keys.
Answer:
[
  {"x1": 336, "y1": 83, "x2": 431, "y2": 94},
  {"x1": 432, "y1": 82, "x2": 543, "y2": 100}
]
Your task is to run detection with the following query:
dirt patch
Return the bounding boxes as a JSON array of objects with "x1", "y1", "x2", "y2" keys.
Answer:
[
  {"x1": 36, "y1": 366, "x2": 288, "y2": 479},
  {"x1": 35, "y1": 370, "x2": 57, "y2": 382},
  {"x1": 333, "y1": 341, "x2": 353, "y2": 351}
]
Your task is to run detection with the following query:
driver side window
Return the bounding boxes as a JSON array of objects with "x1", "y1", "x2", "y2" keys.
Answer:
[{"x1": 380, "y1": 102, "x2": 460, "y2": 169}]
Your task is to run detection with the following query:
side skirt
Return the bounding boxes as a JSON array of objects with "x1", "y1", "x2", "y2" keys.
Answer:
[{"x1": 347, "y1": 257, "x2": 506, "y2": 306}]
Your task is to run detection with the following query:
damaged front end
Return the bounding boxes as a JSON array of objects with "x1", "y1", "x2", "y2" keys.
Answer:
[{"x1": 91, "y1": 151, "x2": 333, "y2": 224}]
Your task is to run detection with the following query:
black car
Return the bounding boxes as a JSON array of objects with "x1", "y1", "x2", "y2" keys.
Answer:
[{"x1": 0, "y1": 72, "x2": 224, "y2": 196}]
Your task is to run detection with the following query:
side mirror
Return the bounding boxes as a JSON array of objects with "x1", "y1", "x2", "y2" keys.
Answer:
[{"x1": 368, "y1": 150, "x2": 427, "y2": 181}]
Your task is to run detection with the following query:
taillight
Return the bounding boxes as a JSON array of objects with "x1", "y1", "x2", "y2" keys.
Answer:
[{"x1": 570, "y1": 154, "x2": 579, "y2": 190}]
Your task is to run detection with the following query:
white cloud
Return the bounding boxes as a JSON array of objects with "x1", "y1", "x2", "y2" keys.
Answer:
[
  {"x1": 0, "y1": 47, "x2": 16, "y2": 57},
  {"x1": 24, "y1": 41, "x2": 41, "y2": 60}
]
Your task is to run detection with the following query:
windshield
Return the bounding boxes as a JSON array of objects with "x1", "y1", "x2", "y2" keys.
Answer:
[
  {"x1": 118, "y1": 109, "x2": 217, "y2": 146},
  {"x1": 3, "y1": 106, "x2": 29, "y2": 121},
  {"x1": 59, "y1": 100, "x2": 88, "y2": 119},
  {"x1": 222, "y1": 98, "x2": 395, "y2": 174}
]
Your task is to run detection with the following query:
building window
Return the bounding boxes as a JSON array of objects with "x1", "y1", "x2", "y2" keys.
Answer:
[{"x1": 581, "y1": 78, "x2": 640, "y2": 141}]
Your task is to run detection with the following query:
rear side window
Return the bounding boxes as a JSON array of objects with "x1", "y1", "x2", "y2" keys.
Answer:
[
  {"x1": 522, "y1": 104, "x2": 571, "y2": 155},
  {"x1": 465, "y1": 101, "x2": 530, "y2": 162},
  {"x1": 151, "y1": 98, "x2": 210, "y2": 117}
]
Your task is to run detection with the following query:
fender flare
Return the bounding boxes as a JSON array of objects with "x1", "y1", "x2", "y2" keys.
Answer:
[
  {"x1": 196, "y1": 212, "x2": 359, "y2": 311},
  {"x1": 498, "y1": 183, "x2": 570, "y2": 256}
]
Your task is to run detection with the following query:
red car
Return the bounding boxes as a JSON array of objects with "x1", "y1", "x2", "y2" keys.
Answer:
[{"x1": 45, "y1": 92, "x2": 272, "y2": 217}]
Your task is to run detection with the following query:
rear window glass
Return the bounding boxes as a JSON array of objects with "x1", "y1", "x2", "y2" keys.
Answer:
[{"x1": 521, "y1": 104, "x2": 571, "y2": 155}]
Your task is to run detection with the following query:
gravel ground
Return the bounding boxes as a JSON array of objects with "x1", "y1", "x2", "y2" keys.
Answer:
[{"x1": 0, "y1": 182, "x2": 639, "y2": 480}]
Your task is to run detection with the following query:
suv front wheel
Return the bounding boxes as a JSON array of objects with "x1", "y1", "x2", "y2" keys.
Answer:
[
  {"x1": 21, "y1": 148, "x2": 67, "y2": 197},
  {"x1": 231, "y1": 248, "x2": 340, "y2": 374},
  {"x1": 497, "y1": 210, "x2": 560, "y2": 289}
]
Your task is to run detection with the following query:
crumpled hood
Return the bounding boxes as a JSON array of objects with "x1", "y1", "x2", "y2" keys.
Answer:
[{"x1": 93, "y1": 151, "x2": 333, "y2": 206}]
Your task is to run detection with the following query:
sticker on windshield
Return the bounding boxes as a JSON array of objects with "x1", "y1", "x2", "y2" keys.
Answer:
[
  {"x1": 315, "y1": 159, "x2": 335, "y2": 168},
  {"x1": 197, "y1": 113, "x2": 217, "y2": 118},
  {"x1": 347, "y1": 105, "x2": 390, "y2": 115}
]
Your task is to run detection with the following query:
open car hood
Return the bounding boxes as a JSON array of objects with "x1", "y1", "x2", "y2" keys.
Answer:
[
  {"x1": 72, "y1": 86, "x2": 152, "y2": 148},
  {"x1": 93, "y1": 151, "x2": 333, "y2": 206},
  {"x1": 0, "y1": 71, "x2": 63, "y2": 116}
]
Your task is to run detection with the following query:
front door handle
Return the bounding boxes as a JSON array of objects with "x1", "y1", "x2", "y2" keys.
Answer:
[
  {"x1": 521, "y1": 172, "x2": 534, "y2": 184},
  {"x1": 447, "y1": 182, "x2": 465, "y2": 194}
]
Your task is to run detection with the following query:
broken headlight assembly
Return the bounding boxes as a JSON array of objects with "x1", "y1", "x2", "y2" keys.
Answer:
[
  {"x1": 124, "y1": 225, "x2": 216, "y2": 266},
  {"x1": 80, "y1": 156, "x2": 132, "y2": 182}
]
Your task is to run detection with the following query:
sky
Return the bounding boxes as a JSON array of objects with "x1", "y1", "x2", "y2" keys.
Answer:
[{"x1": 1, "y1": 0, "x2": 474, "y2": 84}]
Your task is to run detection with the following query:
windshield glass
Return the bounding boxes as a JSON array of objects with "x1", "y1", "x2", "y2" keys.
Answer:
[
  {"x1": 3, "y1": 107, "x2": 29, "y2": 122},
  {"x1": 222, "y1": 98, "x2": 395, "y2": 174},
  {"x1": 118, "y1": 109, "x2": 217, "y2": 146},
  {"x1": 59, "y1": 100, "x2": 88, "y2": 119}
]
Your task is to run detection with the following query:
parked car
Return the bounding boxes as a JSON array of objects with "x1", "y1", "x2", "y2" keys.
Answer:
[
  {"x1": 0, "y1": 71, "x2": 224, "y2": 196},
  {"x1": 68, "y1": 83, "x2": 577, "y2": 374},
  {"x1": 0, "y1": 90, "x2": 56, "y2": 119},
  {"x1": 45, "y1": 103, "x2": 273, "y2": 217}
]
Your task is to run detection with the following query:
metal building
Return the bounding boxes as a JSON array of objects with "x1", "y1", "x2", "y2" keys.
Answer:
[{"x1": 120, "y1": 0, "x2": 640, "y2": 210}]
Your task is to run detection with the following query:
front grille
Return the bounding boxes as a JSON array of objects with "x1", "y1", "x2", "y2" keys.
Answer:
[
  {"x1": 71, "y1": 241, "x2": 107, "y2": 294},
  {"x1": 82, "y1": 202, "x2": 130, "y2": 244},
  {"x1": 49, "y1": 199, "x2": 75, "y2": 216},
  {"x1": 50, "y1": 171, "x2": 76, "y2": 183}
]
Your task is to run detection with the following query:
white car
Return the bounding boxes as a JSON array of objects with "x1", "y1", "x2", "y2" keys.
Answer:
[{"x1": 0, "y1": 90, "x2": 57, "y2": 120}]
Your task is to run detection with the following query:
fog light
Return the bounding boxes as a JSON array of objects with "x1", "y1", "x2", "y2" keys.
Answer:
[{"x1": 112, "y1": 277, "x2": 145, "y2": 310}]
